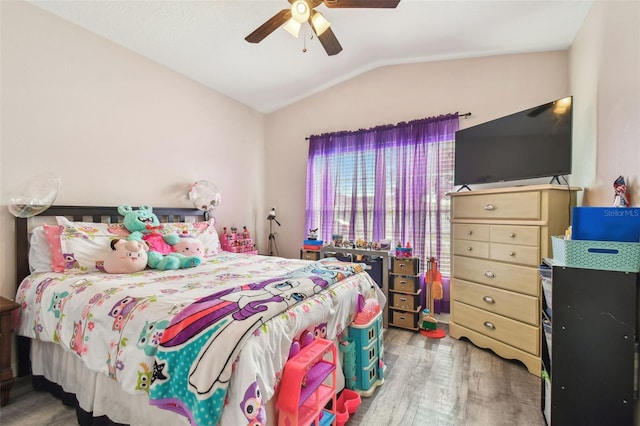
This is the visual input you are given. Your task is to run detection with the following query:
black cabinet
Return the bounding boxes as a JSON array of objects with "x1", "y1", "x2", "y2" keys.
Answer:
[{"x1": 542, "y1": 264, "x2": 639, "y2": 425}]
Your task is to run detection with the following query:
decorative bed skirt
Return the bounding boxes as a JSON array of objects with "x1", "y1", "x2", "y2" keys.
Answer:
[{"x1": 30, "y1": 340, "x2": 280, "y2": 425}]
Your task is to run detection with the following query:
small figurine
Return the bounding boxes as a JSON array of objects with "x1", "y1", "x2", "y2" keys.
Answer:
[
  {"x1": 613, "y1": 175, "x2": 631, "y2": 207},
  {"x1": 307, "y1": 228, "x2": 318, "y2": 240}
]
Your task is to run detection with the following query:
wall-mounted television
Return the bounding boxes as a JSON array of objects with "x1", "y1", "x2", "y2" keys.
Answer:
[{"x1": 454, "y1": 96, "x2": 573, "y2": 188}]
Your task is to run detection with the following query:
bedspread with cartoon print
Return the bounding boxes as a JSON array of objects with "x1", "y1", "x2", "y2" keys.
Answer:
[{"x1": 15, "y1": 253, "x2": 379, "y2": 426}]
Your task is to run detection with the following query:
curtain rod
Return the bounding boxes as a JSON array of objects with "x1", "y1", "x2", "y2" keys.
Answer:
[{"x1": 305, "y1": 112, "x2": 472, "y2": 140}]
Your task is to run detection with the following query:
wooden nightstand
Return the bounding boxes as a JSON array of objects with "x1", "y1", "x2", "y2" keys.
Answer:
[{"x1": 0, "y1": 296, "x2": 20, "y2": 406}]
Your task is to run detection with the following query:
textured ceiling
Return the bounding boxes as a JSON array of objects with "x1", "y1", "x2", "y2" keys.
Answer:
[{"x1": 28, "y1": 0, "x2": 594, "y2": 113}]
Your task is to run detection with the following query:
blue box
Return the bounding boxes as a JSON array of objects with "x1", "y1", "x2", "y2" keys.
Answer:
[{"x1": 572, "y1": 207, "x2": 640, "y2": 242}]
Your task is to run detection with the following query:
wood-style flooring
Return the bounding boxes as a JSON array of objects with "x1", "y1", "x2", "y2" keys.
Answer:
[{"x1": 0, "y1": 325, "x2": 545, "y2": 426}]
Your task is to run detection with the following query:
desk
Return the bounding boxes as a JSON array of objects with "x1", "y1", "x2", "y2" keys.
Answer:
[{"x1": 319, "y1": 246, "x2": 390, "y2": 327}]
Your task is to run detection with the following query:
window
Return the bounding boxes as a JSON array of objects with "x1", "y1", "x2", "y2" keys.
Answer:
[{"x1": 305, "y1": 114, "x2": 459, "y2": 276}]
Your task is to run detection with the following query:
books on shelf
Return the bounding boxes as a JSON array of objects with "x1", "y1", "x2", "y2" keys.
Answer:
[{"x1": 303, "y1": 240, "x2": 323, "y2": 251}]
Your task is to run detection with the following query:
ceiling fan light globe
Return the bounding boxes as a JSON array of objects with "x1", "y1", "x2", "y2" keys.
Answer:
[
  {"x1": 291, "y1": 0, "x2": 310, "y2": 23},
  {"x1": 311, "y1": 12, "x2": 331, "y2": 36},
  {"x1": 283, "y1": 19, "x2": 301, "y2": 37}
]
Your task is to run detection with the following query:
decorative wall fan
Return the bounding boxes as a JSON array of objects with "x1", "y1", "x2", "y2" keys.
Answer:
[{"x1": 245, "y1": 0, "x2": 401, "y2": 56}]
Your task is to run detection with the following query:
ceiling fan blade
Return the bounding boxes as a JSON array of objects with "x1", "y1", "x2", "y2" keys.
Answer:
[
  {"x1": 322, "y1": 0, "x2": 400, "y2": 8},
  {"x1": 245, "y1": 9, "x2": 292, "y2": 43},
  {"x1": 316, "y1": 26, "x2": 343, "y2": 56}
]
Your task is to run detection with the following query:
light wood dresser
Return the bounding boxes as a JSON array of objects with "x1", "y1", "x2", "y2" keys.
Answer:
[{"x1": 448, "y1": 184, "x2": 580, "y2": 375}]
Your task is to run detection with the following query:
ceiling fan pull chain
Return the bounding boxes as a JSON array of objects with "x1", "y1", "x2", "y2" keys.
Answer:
[{"x1": 303, "y1": 29, "x2": 307, "y2": 52}]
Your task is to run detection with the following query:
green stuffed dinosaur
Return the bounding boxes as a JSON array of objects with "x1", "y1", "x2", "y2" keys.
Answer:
[{"x1": 118, "y1": 204, "x2": 202, "y2": 270}]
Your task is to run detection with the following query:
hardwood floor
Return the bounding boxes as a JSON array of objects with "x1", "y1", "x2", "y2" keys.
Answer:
[
  {"x1": 349, "y1": 326, "x2": 544, "y2": 426},
  {"x1": 0, "y1": 326, "x2": 545, "y2": 426}
]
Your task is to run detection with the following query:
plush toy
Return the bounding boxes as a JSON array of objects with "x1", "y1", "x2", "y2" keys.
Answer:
[
  {"x1": 103, "y1": 239, "x2": 148, "y2": 274},
  {"x1": 118, "y1": 205, "x2": 202, "y2": 270},
  {"x1": 173, "y1": 233, "x2": 205, "y2": 257}
]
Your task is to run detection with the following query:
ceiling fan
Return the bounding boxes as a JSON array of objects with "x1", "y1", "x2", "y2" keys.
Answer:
[{"x1": 245, "y1": 0, "x2": 401, "y2": 56}]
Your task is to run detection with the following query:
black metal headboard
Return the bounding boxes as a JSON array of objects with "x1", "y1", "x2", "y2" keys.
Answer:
[{"x1": 15, "y1": 205, "x2": 206, "y2": 288}]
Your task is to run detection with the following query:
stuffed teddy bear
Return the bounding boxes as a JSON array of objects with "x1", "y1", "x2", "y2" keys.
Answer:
[
  {"x1": 103, "y1": 239, "x2": 148, "y2": 274},
  {"x1": 118, "y1": 204, "x2": 202, "y2": 270}
]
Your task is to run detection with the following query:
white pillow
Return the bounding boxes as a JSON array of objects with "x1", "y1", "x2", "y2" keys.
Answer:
[
  {"x1": 56, "y1": 217, "x2": 130, "y2": 272},
  {"x1": 28, "y1": 226, "x2": 52, "y2": 273}
]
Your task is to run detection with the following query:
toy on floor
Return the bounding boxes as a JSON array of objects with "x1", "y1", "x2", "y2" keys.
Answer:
[
  {"x1": 420, "y1": 308, "x2": 437, "y2": 331},
  {"x1": 421, "y1": 257, "x2": 446, "y2": 339}
]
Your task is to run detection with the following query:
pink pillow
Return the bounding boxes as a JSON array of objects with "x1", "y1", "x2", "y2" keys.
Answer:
[{"x1": 43, "y1": 224, "x2": 65, "y2": 272}]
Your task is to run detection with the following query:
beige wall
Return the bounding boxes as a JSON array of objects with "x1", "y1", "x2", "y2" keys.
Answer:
[
  {"x1": 265, "y1": 52, "x2": 571, "y2": 259},
  {"x1": 0, "y1": 1, "x2": 266, "y2": 299},
  {"x1": 569, "y1": 0, "x2": 640, "y2": 206}
]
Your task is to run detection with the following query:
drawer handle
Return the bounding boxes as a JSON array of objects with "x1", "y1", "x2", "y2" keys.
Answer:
[
  {"x1": 509, "y1": 251, "x2": 516, "y2": 257},
  {"x1": 467, "y1": 230, "x2": 473, "y2": 235},
  {"x1": 484, "y1": 321, "x2": 496, "y2": 330},
  {"x1": 509, "y1": 233, "x2": 516, "y2": 238},
  {"x1": 466, "y1": 246, "x2": 473, "y2": 251},
  {"x1": 400, "y1": 281, "x2": 407, "y2": 285},
  {"x1": 483, "y1": 296, "x2": 495, "y2": 304},
  {"x1": 484, "y1": 271, "x2": 495, "y2": 278},
  {"x1": 484, "y1": 204, "x2": 496, "y2": 211}
]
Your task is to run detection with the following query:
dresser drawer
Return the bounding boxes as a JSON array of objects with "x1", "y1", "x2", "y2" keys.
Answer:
[
  {"x1": 390, "y1": 292, "x2": 420, "y2": 311},
  {"x1": 452, "y1": 279, "x2": 539, "y2": 326},
  {"x1": 391, "y1": 310, "x2": 419, "y2": 330},
  {"x1": 300, "y1": 250, "x2": 321, "y2": 260},
  {"x1": 490, "y1": 225, "x2": 539, "y2": 246},
  {"x1": 453, "y1": 255, "x2": 539, "y2": 296},
  {"x1": 490, "y1": 243, "x2": 540, "y2": 266},
  {"x1": 453, "y1": 301, "x2": 539, "y2": 355},
  {"x1": 453, "y1": 239, "x2": 489, "y2": 259},
  {"x1": 391, "y1": 275, "x2": 419, "y2": 293},
  {"x1": 392, "y1": 258, "x2": 419, "y2": 275},
  {"x1": 453, "y1": 224, "x2": 490, "y2": 242},
  {"x1": 452, "y1": 191, "x2": 541, "y2": 220}
]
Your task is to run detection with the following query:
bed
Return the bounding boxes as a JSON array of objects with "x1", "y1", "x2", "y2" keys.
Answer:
[{"x1": 13, "y1": 205, "x2": 384, "y2": 425}]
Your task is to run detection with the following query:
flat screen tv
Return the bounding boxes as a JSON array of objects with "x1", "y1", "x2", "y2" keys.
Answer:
[{"x1": 454, "y1": 96, "x2": 573, "y2": 188}]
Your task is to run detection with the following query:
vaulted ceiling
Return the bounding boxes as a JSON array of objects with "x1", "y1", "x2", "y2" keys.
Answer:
[{"x1": 28, "y1": 0, "x2": 593, "y2": 113}]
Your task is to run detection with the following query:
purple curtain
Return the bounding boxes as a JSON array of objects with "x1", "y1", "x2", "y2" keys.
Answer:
[{"x1": 305, "y1": 113, "x2": 459, "y2": 313}]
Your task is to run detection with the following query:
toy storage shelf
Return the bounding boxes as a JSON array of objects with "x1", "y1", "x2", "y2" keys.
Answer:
[
  {"x1": 276, "y1": 338, "x2": 337, "y2": 426},
  {"x1": 220, "y1": 228, "x2": 257, "y2": 254},
  {"x1": 348, "y1": 311, "x2": 384, "y2": 397},
  {"x1": 298, "y1": 361, "x2": 335, "y2": 405},
  {"x1": 388, "y1": 257, "x2": 421, "y2": 331}
]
